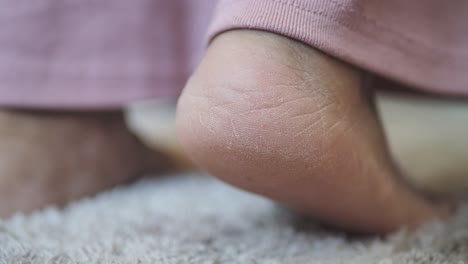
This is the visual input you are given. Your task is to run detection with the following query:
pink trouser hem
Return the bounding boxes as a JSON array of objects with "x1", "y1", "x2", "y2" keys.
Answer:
[
  {"x1": 208, "y1": 0, "x2": 468, "y2": 96},
  {"x1": 0, "y1": 63, "x2": 186, "y2": 110}
]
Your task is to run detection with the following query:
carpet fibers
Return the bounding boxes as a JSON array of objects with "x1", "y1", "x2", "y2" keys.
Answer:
[{"x1": 1, "y1": 174, "x2": 468, "y2": 264}]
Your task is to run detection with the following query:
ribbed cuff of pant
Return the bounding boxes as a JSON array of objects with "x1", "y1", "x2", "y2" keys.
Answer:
[{"x1": 207, "y1": 0, "x2": 468, "y2": 96}]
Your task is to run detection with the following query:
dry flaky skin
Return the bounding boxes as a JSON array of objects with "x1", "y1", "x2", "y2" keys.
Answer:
[
  {"x1": 126, "y1": 90, "x2": 468, "y2": 197},
  {"x1": 0, "y1": 110, "x2": 173, "y2": 218},
  {"x1": 176, "y1": 30, "x2": 453, "y2": 234}
]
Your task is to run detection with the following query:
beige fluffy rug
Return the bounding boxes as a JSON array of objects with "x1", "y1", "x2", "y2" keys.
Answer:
[{"x1": 1, "y1": 174, "x2": 468, "y2": 264}]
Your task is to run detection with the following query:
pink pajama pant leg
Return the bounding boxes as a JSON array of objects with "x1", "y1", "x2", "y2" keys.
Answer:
[
  {"x1": 0, "y1": 0, "x2": 467, "y2": 110},
  {"x1": 208, "y1": 0, "x2": 468, "y2": 96},
  {"x1": 0, "y1": 0, "x2": 216, "y2": 109}
]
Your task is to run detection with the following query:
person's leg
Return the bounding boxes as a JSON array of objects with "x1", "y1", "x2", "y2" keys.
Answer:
[
  {"x1": 0, "y1": 0, "x2": 216, "y2": 218},
  {"x1": 176, "y1": 30, "x2": 453, "y2": 233},
  {"x1": 0, "y1": 109, "x2": 173, "y2": 217}
]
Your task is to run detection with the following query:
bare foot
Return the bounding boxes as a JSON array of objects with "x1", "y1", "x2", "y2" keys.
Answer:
[
  {"x1": 176, "y1": 30, "x2": 453, "y2": 233},
  {"x1": 0, "y1": 109, "x2": 173, "y2": 218}
]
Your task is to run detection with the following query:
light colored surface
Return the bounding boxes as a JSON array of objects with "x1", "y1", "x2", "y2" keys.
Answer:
[
  {"x1": 126, "y1": 99, "x2": 193, "y2": 168},
  {"x1": 126, "y1": 99, "x2": 178, "y2": 153},
  {"x1": 1, "y1": 174, "x2": 468, "y2": 264},
  {"x1": 377, "y1": 92, "x2": 468, "y2": 197}
]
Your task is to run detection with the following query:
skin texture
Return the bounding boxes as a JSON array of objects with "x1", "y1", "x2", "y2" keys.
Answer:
[
  {"x1": 0, "y1": 110, "x2": 173, "y2": 218},
  {"x1": 176, "y1": 30, "x2": 453, "y2": 233}
]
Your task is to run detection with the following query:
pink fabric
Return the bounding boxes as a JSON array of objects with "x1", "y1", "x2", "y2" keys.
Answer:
[
  {"x1": 209, "y1": 0, "x2": 468, "y2": 96},
  {"x1": 0, "y1": 0, "x2": 466, "y2": 109},
  {"x1": 0, "y1": 0, "x2": 215, "y2": 109}
]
